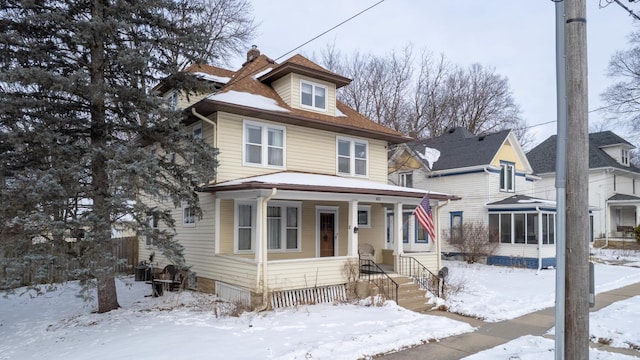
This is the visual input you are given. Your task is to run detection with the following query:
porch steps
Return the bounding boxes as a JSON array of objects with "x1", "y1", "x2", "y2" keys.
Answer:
[{"x1": 391, "y1": 275, "x2": 433, "y2": 313}]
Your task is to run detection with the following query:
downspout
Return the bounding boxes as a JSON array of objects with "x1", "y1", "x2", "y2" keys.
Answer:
[
  {"x1": 191, "y1": 108, "x2": 218, "y2": 182},
  {"x1": 434, "y1": 200, "x2": 450, "y2": 271},
  {"x1": 257, "y1": 188, "x2": 277, "y2": 312}
]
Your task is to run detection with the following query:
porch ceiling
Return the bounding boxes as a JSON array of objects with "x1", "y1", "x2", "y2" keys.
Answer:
[{"x1": 204, "y1": 171, "x2": 459, "y2": 202}]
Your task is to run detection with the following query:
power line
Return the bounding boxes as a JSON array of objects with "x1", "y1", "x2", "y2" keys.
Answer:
[{"x1": 274, "y1": 0, "x2": 386, "y2": 62}]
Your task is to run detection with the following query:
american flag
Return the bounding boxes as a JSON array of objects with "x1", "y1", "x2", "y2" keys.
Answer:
[{"x1": 414, "y1": 194, "x2": 436, "y2": 242}]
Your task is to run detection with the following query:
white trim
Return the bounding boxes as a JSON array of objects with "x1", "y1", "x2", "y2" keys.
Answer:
[
  {"x1": 234, "y1": 200, "x2": 256, "y2": 254},
  {"x1": 266, "y1": 201, "x2": 302, "y2": 252},
  {"x1": 299, "y1": 79, "x2": 328, "y2": 112},
  {"x1": 242, "y1": 119, "x2": 286, "y2": 169},
  {"x1": 182, "y1": 204, "x2": 195, "y2": 228},
  {"x1": 316, "y1": 206, "x2": 339, "y2": 257},
  {"x1": 336, "y1": 136, "x2": 369, "y2": 177},
  {"x1": 357, "y1": 205, "x2": 371, "y2": 228}
]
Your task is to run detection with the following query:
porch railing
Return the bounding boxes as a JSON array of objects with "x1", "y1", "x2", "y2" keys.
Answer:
[
  {"x1": 398, "y1": 255, "x2": 442, "y2": 298},
  {"x1": 358, "y1": 259, "x2": 398, "y2": 304}
]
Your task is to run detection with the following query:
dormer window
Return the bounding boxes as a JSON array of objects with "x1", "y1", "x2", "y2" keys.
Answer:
[
  {"x1": 622, "y1": 149, "x2": 629, "y2": 165},
  {"x1": 300, "y1": 80, "x2": 326, "y2": 111},
  {"x1": 167, "y1": 91, "x2": 178, "y2": 109}
]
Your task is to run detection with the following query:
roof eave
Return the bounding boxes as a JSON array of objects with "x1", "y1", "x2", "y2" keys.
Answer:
[
  {"x1": 259, "y1": 63, "x2": 351, "y2": 88},
  {"x1": 190, "y1": 99, "x2": 411, "y2": 144}
]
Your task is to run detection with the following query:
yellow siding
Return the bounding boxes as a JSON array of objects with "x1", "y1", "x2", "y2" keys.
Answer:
[
  {"x1": 219, "y1": 199, "x2": 235, "y2": 254},
  {"x1": 389, "y1": 149, "x2": 424, "y2": 173},
  {"x1": 272, "y1": 74, "x2": 293, "y2": 106},
  {"x1": 491, "y1": 140, "x2": 525, "y2": 171},
  {"x1": 267, "y1": 257, "x2": 350, "y2": 290},
  {"x1": 403, "y1": 253, "x2": 439, "y2": 274},
  {"x1": 288, "y1": 74, "x2": 337, "y2": 116},
  {"x1": 215, "y1": 112, "x2": 389, "y2": 183},
  {"x1": 210, "y1": 255, "x2": 258, "y2": 291}
]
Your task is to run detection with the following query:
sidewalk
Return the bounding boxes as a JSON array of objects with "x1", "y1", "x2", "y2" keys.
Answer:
[{"x1": 377, "y1": 282, "x2": 640, "y2": 359}]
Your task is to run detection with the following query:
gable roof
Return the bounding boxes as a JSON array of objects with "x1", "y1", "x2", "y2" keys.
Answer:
[
  {"x1": 527, "y1": 131, "x2": 640, "y2": 175},
  {"x1": 404, "y1": 127, "x2": 512, "y2": 171},
  {"x1": 186, "y1": 52, "x2": 408, "y2": 143}
]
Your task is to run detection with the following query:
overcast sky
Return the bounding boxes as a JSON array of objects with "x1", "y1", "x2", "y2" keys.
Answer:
[{"x1": 230, "y1": 1, "x2": 638, "y2": 148}]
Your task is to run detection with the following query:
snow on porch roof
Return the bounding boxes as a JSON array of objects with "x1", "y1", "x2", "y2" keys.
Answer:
[{"x1": 204, "y1": 172, "x2": 459, "y2": 200}]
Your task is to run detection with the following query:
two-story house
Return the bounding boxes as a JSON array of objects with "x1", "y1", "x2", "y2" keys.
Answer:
[
  {"x1": 389, "y1": 127, "x2": 558, "y2": 269},
  {"x1": 527, "y1": 130, "x2": 640, "y2": 244},
  {"x1": 143, "y1": 47, "x2": 457, "y2": 308}
]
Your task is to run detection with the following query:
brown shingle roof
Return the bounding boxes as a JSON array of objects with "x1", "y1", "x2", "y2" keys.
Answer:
[
  {"x1": 184, "y1": 63, "x2": 235, "y2": 80},
  {"x1": 189, "y1": 52, "x2": 408, "y2": 143}
]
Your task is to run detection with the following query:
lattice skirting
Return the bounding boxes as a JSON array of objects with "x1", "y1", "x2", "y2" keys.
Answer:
[
  {"x1": 270, "y1": 284, "x2": 346, "y2": 308},
  {"x1": 215, "y1": 281, "x2": 252, "y2": 307}
]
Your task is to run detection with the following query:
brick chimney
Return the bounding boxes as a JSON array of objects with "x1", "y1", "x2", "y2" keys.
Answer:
[{"x1": 246, "y1": 45, "x2": 260, "y2": 63}]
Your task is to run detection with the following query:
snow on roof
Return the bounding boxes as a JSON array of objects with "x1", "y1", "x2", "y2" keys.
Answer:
[
  {"x1": 518, "y1": 199, "x2": 556, "y2": 205},
  {"x1": 214, "y1": 172, "x2": 451, "y2": 197},
  {"x1": 335, "y1": 108, "x2": 347, "y2": 117},
  {"x1": 418, "y1": 146, "x2": 441, "y2": 169},
  {"x1": 207, "y1": 90, "x2": 290, "y2": 112},
  {"x1": 193, "y1": 72, "x2": 231, "y2": 84},
  {"x1": 253, "y1": 67, "x2": 273, "y2": 79}
]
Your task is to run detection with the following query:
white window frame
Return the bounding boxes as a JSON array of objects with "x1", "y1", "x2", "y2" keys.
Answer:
[
  {"x1": 622, "y1": 149, "x2": 629, "y2": 165},
  {"x1": 235, "y1": 201, "x2": 255, "y2": 253},
  {"x1": 242, "y1": 120, "x2": 286, "y2": 168},
  {"x1": 234, "y1": 200, "x2": 301, "y2": 253},
  {"x1": 193, "y1": 124, "x2": 203, "y2": 140},
  {"x1": 357, "y1": 205, "x2": 371, "y2": 228},
  {"x1": 182, "y1": 204, "x2": 195, "y2": 227},
  {"x1": 300, "y1": 80, "x2": 328, "y2": 111},
  {"x1": 399, "y1": 172, "x2": 413, "y2": 188},
  {"x1": 499, "y1": 161, "x2": 515, "y2": 192},
  {"x1": 167, "y1": 91, "x2": 179, "y2": 110},
  {"x1": 266, "y1": 201, "x2": 302, "y2": 252},
  {"x1": 336, "y1": 136, "x2": 368, "y2": 177}
]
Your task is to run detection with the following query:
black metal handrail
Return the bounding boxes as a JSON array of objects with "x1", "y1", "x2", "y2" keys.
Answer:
[
  {"x1": 398, "y1": 255, "x2": 441, "y2": 297},
  {"x1": 359, "y1": 259, "x2": 399, "y2": 304}
]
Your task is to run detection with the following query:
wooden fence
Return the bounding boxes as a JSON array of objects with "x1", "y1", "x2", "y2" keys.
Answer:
[{"x1": 1, "y1": 236, "x2": 139, "y2": 289}]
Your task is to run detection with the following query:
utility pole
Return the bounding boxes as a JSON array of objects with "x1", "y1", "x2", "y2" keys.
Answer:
[{"x1": 564, "y1": 0, "x2": 590, "y2": 358}]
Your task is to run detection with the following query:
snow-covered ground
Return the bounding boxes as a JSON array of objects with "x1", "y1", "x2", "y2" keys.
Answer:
[{"x1": 0, "y1": 248, "x2": 639, "y2": 360}]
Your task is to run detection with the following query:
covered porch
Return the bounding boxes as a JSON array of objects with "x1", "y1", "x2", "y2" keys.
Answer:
[
  {"x1": 203, "y1": 172, "x2": 457, "y2": 307},
  {"x1": 606, "y1": 193, "x2": 640, "y2": 240}
]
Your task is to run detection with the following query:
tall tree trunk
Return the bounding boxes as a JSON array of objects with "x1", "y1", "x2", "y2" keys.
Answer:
[{"x1": 90, "y1": 0, "x2": 119, "y2": 313}]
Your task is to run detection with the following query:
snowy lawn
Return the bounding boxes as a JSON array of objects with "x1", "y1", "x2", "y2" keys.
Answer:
[
  {"x1": 2, "y1": 249, "x2": 639, "y2": 360},
  {"x1": 0, "y1": 278, "x2": 473, "y2": 360},
  {"x1": 441, "y1": 251, "x2": 640, "y2": 322}
]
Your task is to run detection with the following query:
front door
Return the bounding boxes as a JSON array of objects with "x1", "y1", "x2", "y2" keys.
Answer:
[{"x1": 320, "y1": 212, "x2": 335, "y2": 257}]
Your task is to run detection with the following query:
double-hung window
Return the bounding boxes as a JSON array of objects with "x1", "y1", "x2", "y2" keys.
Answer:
[
  {"x1": 357, "y1": 205, "x2": 371, "y2": 228},
  {"x1": 622, "y1": 149, "x2": 629, "y2": 165},
  {"x1": 499, "y1": 161, "x2": 515, "y2": 192},
  {"x1": 167, "y1": 91, "x2": 178, "y2": 109},
  {"x1": 399, "y1": 172, "x2": 413, "y2": 188},
  {"x1": 337, "y1": 137, "x2": 368, "y2": 177},
  {"x1": 300, "y1": 80, "x2": 327, "y2": 111},
  {"x1": 243, "y1": 120, "x2": 285, "y2": 168},
  {"x1": 183, "y1": 205, "x2": 195, "y2": 227},
  {"x1": 235, "y1": 201, "x2": 300, "y2": 252}
]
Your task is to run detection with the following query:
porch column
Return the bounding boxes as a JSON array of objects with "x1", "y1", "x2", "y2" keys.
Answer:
[
  {"x1": 636, "y1": 205, "x2": 640, "y2": 227},
  {"x1": 394, "y1": 202, "x2": 403, "y2": 272},
  {"x1": 347, "y1": 200, "x2": 358, "y2": 257},
  {"x1": 434, "y1": 201, "x2": 441, "y2": 271},
  {"x1": 538, "y1": 208, "x2": 543, "y2": 271},
  {"x1": 255, "y1": 196, "x2": 264, "y2": 293}
]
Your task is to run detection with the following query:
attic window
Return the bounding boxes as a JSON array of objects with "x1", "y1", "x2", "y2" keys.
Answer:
[
  {"x1": 622, "y1": 149, "x2": 629, "y2": 165},
  {"x1": 300, "y1": 80, "x2": 327, "y2": 111}
]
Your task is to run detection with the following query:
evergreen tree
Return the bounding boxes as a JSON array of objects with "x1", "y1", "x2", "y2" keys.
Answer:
[{"x1": 0, "y1": 0, "x2": 254, "y2": 312}]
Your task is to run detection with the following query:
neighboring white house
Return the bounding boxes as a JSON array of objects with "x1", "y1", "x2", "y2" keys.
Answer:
[
  {"x1": 389, "y1": 127, "x2": 558, "y2": 269},
  {"x1": 527, "y1": 130, "x2": 640, "y2": 243}
]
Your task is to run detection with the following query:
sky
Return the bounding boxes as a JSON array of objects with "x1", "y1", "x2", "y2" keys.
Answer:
[
  {"x1": 1, "y1": 250, "x2": 640, "y2": 359},
  {"x1": 229, "y1": 0, "x2": 639, "y2": 148}
]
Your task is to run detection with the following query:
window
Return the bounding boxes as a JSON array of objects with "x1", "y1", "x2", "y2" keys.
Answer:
[
  {"x1": 337, "y1": 137, "x2": 368, "y2": 176},
  {"x1": 489, "y1": 214, "x2": 499, "y2": 242},
  {"x1": 357, "y1": 205, "x2": 371, "y2": 227},
  {"x1": 243, "y1": 120, "x2": 285, "y2": 168},
  {"x1": 236, "y1": 202, "x2": 300, "y2": 252},
  {"x1": 542, "y1": 213, "x2": 555, "y2": 245},
  {"x1": 514, "y1": 213, "x2": 525, "y2": 244},
  {"x1": 500, "y1": 213, "x2": 512, "y2": 243},
  {"x1": 167, "y1": 91, "x2": 178, "y2": 109},
  {"x1": 415, "y1": 219, "x2": 428, "y2": 243},
  {"x1": 450, "y1": 212, "x2": 463, "y2": 244},
  {"x1": 403, "y1": 213, "x2": 410, "y2": 243},
  {"x1": 146, "y1": 213, "x2": 159, "y2": 246},
  {"x1": 614, "y1": 175, "x2": 617, "y2": 192},
  {"x1": 300, "y1": 80, "x2": 327, "y2": 110},
  {"x1": 491, "y1": 211, "x2": 555, "y2": 245},
  {"x1": 622, "y1": 149, "x2": 629, "y2": 165},
  {"x1": 183, "y1": 206, "x2": 195, "y2": 227},
  {"x1": 193, "y1": 125, "x2": 202, "y2": 140},
  {"x1": 500, "y1": 162, "x2": 515, "y2": 192},
  {"x1": 634, "y1": 179, "x2": 636, "y2": 194},
  {"x1": 399, "y1": 172, "x2": 413, "y2": 188}
]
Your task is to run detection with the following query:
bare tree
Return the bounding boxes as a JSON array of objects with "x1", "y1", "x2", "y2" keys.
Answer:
[
  {"x1": 320, "y1": 44, "x2": 529, "y2": 142},
  {"x1": 445, "y1": 221, "x2": 499, "y2": 264},
  {"x1": 602, "y1": 31, "x2": 640, "y2": 132}
]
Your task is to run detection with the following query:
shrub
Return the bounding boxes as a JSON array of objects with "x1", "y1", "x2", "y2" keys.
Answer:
[{"x1": 444, "y1": 221, "x2": 499, "y2": 264}]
